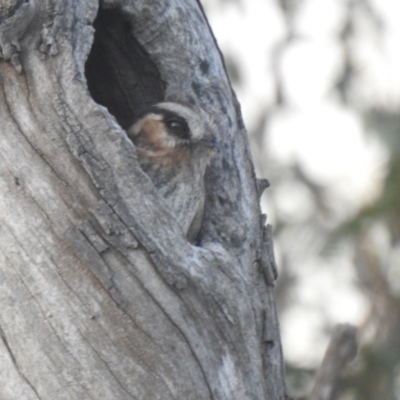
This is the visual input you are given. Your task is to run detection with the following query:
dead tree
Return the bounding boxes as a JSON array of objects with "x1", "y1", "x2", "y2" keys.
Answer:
[{"x1": 0, "y1": 0, "x2": 286, "y2": 398}]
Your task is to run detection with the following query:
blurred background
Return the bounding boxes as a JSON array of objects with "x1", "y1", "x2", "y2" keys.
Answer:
[{"x1": 202, "y1": 1, "x2": 400, "y2": 399}]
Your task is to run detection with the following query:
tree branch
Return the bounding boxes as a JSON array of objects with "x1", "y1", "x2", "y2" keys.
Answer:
[{"x1": 308, "y1": 324, "x2": 358, "y2": 400}]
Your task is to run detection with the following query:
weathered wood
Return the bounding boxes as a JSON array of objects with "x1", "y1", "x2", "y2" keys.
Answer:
[{"x1": 0, "y1": 0, "x2": 286, "y2": 398}]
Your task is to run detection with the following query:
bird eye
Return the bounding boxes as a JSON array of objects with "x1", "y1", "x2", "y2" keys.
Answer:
[
  {"x1": 165, "y1": 117, "x2": 190, "y2": 139},
  {"x1": 166, "y1": 119, "x2": 185, "y2": 131}
]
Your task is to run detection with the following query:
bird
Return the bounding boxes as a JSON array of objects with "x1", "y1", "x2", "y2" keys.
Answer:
[{"x1": 127, "y1": 102, "x2": 219, "y2": 242}]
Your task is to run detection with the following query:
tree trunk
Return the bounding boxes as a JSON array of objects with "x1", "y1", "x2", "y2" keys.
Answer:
[{"x1": 0, "y1": 0, "x2": 286, "y2": 398}]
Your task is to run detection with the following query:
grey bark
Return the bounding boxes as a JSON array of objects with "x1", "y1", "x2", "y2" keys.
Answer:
[{"x1": 0, "y1": 0, "x2": 286, "y2": 399}]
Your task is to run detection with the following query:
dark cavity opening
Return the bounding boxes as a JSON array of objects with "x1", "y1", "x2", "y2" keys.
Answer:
[{"x1": 85, "y1": 7, "x2": 165, "y2": 129}]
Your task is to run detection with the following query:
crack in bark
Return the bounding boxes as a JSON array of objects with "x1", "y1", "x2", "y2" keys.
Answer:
[
  {"x1": 72, "y1": 325, "x2": 138, "y2": 399},
  {"x1": 49, "y1": 247, "x2": 180, "y2": 399},
  {"x1": 2, "y1": 229, "x2": 94, "y2": 398},
  {"x1": 0, "y1": 323, "x2": 42, "y2": 399},
  {"x1": 0, "y1": 80, "x2": 71, "y2": 188},
  {"x1": 66, "y1": 227, "x2": 205, "y2": 398}
]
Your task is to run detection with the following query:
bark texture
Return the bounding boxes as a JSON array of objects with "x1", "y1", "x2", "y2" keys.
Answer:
[{"x1": 0, "y1": 0, "x2": 286, "y2": 398}]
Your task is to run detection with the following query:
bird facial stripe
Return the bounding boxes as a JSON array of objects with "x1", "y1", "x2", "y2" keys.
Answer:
[{"x1": 149, "y1": 108, "x2": 191, "y2": 140}]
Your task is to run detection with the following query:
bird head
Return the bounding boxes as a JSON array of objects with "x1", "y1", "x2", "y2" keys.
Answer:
[{"x1": 128, "y1": 102, "x2": 219, "y2": 157}]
